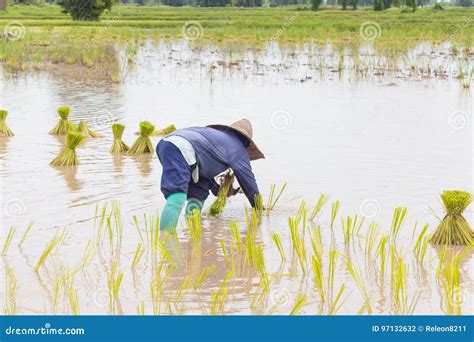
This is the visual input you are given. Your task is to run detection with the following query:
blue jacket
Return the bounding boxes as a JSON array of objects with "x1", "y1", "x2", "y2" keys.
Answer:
[{"x1": 168, "y1": 127, "x2": 259, "y2": 207}]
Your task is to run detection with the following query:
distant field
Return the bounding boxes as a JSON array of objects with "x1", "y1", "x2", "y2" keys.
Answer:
[{"x1": 1, "y1": 4, "x2": 473, "y2": 45}]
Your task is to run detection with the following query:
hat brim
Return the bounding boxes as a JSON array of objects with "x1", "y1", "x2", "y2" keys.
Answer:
[{"x1": 208, "y1": 124, "x2": 265, "y2": 161}]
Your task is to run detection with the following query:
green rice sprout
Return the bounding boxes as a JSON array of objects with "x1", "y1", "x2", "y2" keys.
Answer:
[
  {"x1": 312, "y1": 254, "x2": 325, "y2": 301},
  {"x1": 255, "y1": 244, "x2": 270, "y2": 291},
  {"x1": 328, "y1": 284, "x2": 348, "y2": 315},
  {"x1": 150, "y1": 264, "x2": 173, "y2": 315},
  {"x1": 35, "y1": 229, "x2": 67, "y2": 272},
  {"x1": 346, "y1": 260, "x2": 372, "y2": 314},
  {"x1": 229, "y1": 221, "x2": 242, "y2": 253},
  {"x1": 254, "y1": 193, "x2": 264, "y2": 217},
  {"x1": 390, "y1": 207, "x2": 407, "y2": 242},
  {"x1": 18, "y1": 222, "x2": 33, "y2": 247},
  {"x1": 2, "y1": 227, "x2": 16, "y2": 256},
  {"x1": 67, "y1": 284, "x2": 80, "y2": 315},
  {"x1": 413, "y1": 224, "x2": 430, "y2": 264},
  {"x1": 49, "y1": 106, "x2": 76, "y2": 135},
  {"x1": 110, "y1": 123, "x2": 129, "y2": 154},
  {"x1": 50, "y1": 131, "x2": 84, "y2": 166},
  {"x1": 365, "y1": 222, "x2": 381, "y2": 257},
  {"x1": 308, "y1": 225, "x2": 323, "y2": 259},
  {"x1": 219, "y1": 239, "x2": 229, "y2": 263},
  {"x1": 266, "y1": 182, "x2": 287, "y2": 215},
  {"x1": 430, "y1": 190, "x2": 473, "y2": 245},
  {"x1": 210, "y1": 281, "x2": 229, "y2": 315},
  {"x1": 271, "y1": 231, "x2": 286, "y2": 261},
  {"x1": 330, "y1": 200, "x2": 341, "y2": 230},
  {"x1": 439, "y1": 252, "x2": 463, "y2": 315},
  {"x1": 78, "y1": 120, "x2": 101, "y2": 138},
  {"x1": 151, "y1": 124, "x2": 177, "y2": 136},
  {"x1": 127, "y1": 121, "x2": 155, "y2": 155},
  {"x1": 341, "y1": 215, "x2": 365, "y2": 244},
  {"x1": 289, "y1": 293, "x2": 307, "y2": 315},
  {"x1": 310, "y1": 194, "x2": 329, "y2": 221},
  {"x1": 187, "y1": 209, "x2": 203, "y2": 245},
  {"x1": 4, "y1": 267, "x2": 17, "y2": 315},
  {"x1": 289, "y1": 217, "x2": 307, "y2": 274},
  {"x1": 209, "y1": 171, "x2": 234, "y2": 216},
  {"x1": 131, "y1": 243, "x2": 145, "y2": 269},
  {"x1": 0, "y1": 110, "x2": 14, "y2": 137},
  {"x1": 458, "y1": 65, "x2": 473, "y2": 89},
  {"x1": 327, "y1": 249, "x2": 339, "y2": 300},
  {"x1": 107, "y1": 261, "x2": 123, "y2": 313},
  {"x1": 392, "y1": 254, "x2": 419, "y2": 315},
  {"x1": 194, "y1": 264, "x2": 216, "y2": 290},
  {"x1": 375, "y1": 235, "x2": 389, "y2": 278},
  {"x1": 175, "y1": 274, "x2": 192, "y2": 305}
]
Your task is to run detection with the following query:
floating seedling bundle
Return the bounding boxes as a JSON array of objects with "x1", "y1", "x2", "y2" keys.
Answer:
[
  {"x1": 209, "y1": 171, "x2": 235, "y2": 216},
  {"x1": 49, "y1": 106, "x2": 77, "y2": 135},
  {"x1": 110, "y1": 123, "x2": 129, "y2": 154},
  {"x1": 430, "y1": 190, "x2": 473, "y2": 245},
  {"x1": 50, "y1": 131, "x2": 84, "y2": 166},
  {"x1": 78, "y1": 120, "x2": 101, "y2": 138},
  {"x1": 127, "y1": 121, "x2": 155, "y2": 155},
  {"x1": 152, "y1": 124, "x2": 177, "y2": 136},
  {"x1": 0, "y1": 110, "x2": 14, "y2": 137}
]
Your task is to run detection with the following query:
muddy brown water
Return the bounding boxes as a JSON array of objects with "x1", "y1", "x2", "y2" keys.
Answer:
[{"x1": 0, "y1": 41, "x2": 472, "y2": 315}]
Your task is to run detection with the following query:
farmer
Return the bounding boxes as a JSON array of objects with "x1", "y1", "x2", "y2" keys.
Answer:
[{"x1": 156, "y1": 118, "x2": 265, "y2": 233}]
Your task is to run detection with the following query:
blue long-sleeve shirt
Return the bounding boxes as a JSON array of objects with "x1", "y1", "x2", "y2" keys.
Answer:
[{"x1": 168, "y1": 127, "x2": 259, "y2": 207}]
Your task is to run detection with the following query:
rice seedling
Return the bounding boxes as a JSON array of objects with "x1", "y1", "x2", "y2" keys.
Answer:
[
  {"x1": 438, "y1": 252, "x2": 464, "y2": 315},
  {"x1": 78, "y1": 120, "x2": 101, "y2": 138},
  {"x1": 127, "y1": 121, "x2": 155, "y2": 155},
  {"x1": 254, "y1": 193, "x2": 264, "y2": 218},
  {"x1": 187, "y1": 209, "x2": 203, "y2": 246},
  {"x1": 2, "y1": 227, "x2": 16, "y2": 256},
  {"x1": 310, "y1": 194, "x2": 329, "y2": 221},
  {"x1": 50, "y1": 131, "x2": 84, "y2": 166},
  {"x1": 210, "y1": 279, "x2": 229, "y2": 315},
  {"x1": 271, "y1": 231, "x2": 286, "y2": 261},
  {"x1": 392, "y1": 254, "x2": 420, "y2": 315},
  {"x1": 458, "y1": 65, "x2": 473, "y2": 89},
  {"x1": 346, "y1": 260, "x2": 372, "y2": 314},
  {"x1": 150, "y1": 263, "x2": 173, "y2": 315},
  {"x1": 308, "y1": 225, "x2": 323, "y2": 259},
  {"x1": 110, "y1": 123, "x2": 129, "y2": 154},
  {"x1": 327, "y1": 249, "x2": 339, "y2": 300},
  {"x1": 330, "y1": 200, "x2": 341, "y2": 230},
  {"x1": 73, "y1": 240, "x2": 95, "y2": 273},
  {"x1": 18, "y1": 222, "x2": 33, "y2": 247},
  {"x1": 430, "y1": 190, "x2": 473, "y2": 245},
  {"x1": 341, "y1": 215, "x2": 365, "y2": 244},
  {"x1": 229, "y1": 221, "x2": 242, "y2": 253},
  {"x1": 107, "y1": 261, "x2": 123, "y2": 313},
  {"x1": 67, "y1": 284, "x2": 80, "y2": 315},
  {"x1": 289, "y1": 293, "x2": 307, "y2": 315},
  {"x1": 390, "y1": 207, "x2": 407, "y2": 243},
  {"x1": 289, "y1": 217, "x2": 307, "y2": 274},
  {"x1": 413, "y1": 224, "x2": 430, "y2": 264},
  {"x1": 35, "y1": 229, "x2": 67, "y2": 272},
  {"x1": 131, "y1": 243, "x2": 145, "y2": 269},
  {"x1": 4, "y1": 267, "x2": 17, "y2": 315},
  {"x1": 266, "y1": 182, "x2": 287, "y2": 215},
  {"x1": 219, "y1": 239, "x2": 229, "y2": 264},
  {"x1": 174, "y1": 274, "x2": 192, "y2": 305},
  {"x1": 375, "y1": 235, "x2": 389, "y2": 277},
  {"x1": 194, "y1": 264, "x2": 216, "y2": 290},
  {"x1": 312, "y1": 255, "x2": 325, "y2": 302},
  {"x1": 255, "y1": 245, "x2": 270, "y2": 291},
  {"x1": 0, "y1": 110, "x2": 14, "y2": 137},
  {"x1": 365, "y1": 222, "x2": 381, "y2": 257},
  {"x1": 328, "y1": 284, "x2": 348, "y2": 315},
  {"x1": 151, "y1": 124, "x2": 177, "y2": 136},
  {"x1": 49, "y1": 106, "x2": 76, "y2": 135},
  {"x1": 209, "y1": 171, "x2": 235, "y2": 216}
]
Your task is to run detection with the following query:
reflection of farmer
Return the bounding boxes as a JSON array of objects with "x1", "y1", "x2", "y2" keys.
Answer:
[{"x1": 156, "y1": 119, "x2": 265, "y2": 233}]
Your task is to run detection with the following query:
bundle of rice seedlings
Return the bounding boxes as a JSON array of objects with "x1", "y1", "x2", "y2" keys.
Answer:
[
  {"x1": 127, "y1": 121, "x2": 155, "y2": 155},
  {"x1": 0, "y1": 110, "x2": 14, "y2": 137},
  {"x1": 430, "y1": 190, "x2": 473, "y2": 245},
  {"x1": 50, "y1": 131, "x2": 84, "y2": 167},
  {"x1": 49, "y1": 106, "x2": 77, "y2": 135},
  {"x1": 209, "y1": 171, "x2": 235, "y2": 216},
  {"x1": 110, "y1": 123, "x2": 129, "y2": 154},
  {"x1": 78, "y1": 120, "x2": 101, "y2": 138},
  {"x1": 151, "y1": 124, "x2": 177, "y2": 136}
]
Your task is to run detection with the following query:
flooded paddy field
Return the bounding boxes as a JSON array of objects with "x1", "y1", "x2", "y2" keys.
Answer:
[{"x1": 0, "y1": 41, "x2": 473, "y2": 315}]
